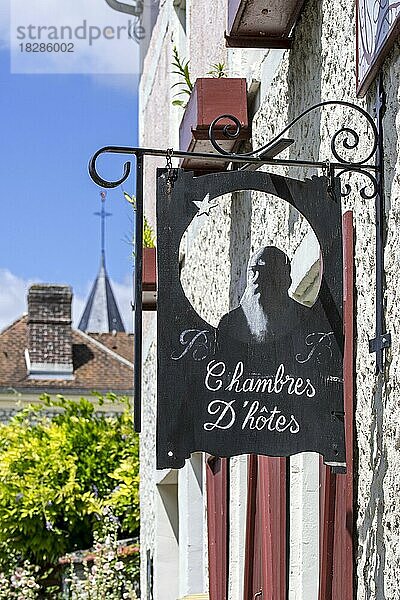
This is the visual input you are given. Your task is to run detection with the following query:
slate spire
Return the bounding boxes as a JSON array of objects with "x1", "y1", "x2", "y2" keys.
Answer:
[{"x1": 78, "y1": 192, "x2": 126, "y2": 333}]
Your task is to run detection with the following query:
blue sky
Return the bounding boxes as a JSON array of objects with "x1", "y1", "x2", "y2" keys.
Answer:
[{"x1": 0, "y1": 45, "x2": 138, "y2": 330}]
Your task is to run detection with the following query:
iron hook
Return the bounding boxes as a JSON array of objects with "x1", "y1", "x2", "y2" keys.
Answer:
[{"x1": 88, "y1": 146, "x2": 133, "y2": 189}]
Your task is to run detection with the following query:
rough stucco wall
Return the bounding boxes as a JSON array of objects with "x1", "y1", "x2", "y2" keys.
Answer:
[
  {"x1": 140, "y1": 0, "x2": 400, "y2": 597},
  {"x1": 382, "y1": 43, "x2": 400, "y2": 600},
  {"x1": 187, "y1": 0, "x2": 227, "y2": 81},
  {"x1": 246, "y1": 1, "x2": 400, "y2": 595},
  {"x1": 180, "y1": 197, "x2": 232, "y2": 327},
  {"x1": 192, "y1": 0, "x2": 400, "y2": 595},
  {"x1": 356, "y1": 44, "x2": 400, "y2": 600},
  {"x1": 140, "y1": 6, "x2": 174, "y2": 231}
]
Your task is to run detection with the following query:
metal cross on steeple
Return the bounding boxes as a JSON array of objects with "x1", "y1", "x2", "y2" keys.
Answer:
[
  {"x1": 94, "y1": 191, "x2": 112, "y2": 265},
  {"x1": 78, "y1": 191, "x2": 125, "y2": 333}
]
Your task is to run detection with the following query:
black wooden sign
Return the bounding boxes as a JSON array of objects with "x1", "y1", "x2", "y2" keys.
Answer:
[{"x1": 156, "y1": 169, "x2": 345, "y2": 470}]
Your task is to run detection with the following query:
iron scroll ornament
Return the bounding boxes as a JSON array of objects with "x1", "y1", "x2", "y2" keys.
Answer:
[
  {"x1": 89, "y1": 102, "x2": 379, "y2": 195},
  {"x1": 208, "y1": 101, "x2": 380, "y2": 200},
  {"x1": 208, "y1": 100, "x2": 378, "y2": 164}
]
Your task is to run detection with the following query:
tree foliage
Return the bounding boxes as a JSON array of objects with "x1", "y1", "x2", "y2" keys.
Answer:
[{"x1": 0, "y1": 394, "x2": 139, "y2": 566}]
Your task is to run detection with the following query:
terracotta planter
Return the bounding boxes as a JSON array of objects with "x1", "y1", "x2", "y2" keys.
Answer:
[
  {"x1": 226, "y1": 0, "x2": 306, "y2": 48},
  {"x1": 142, "y1": 247, "x2": 156, "y2": 311},
  {"x1": 179, "y1": 77, "x2": 250, "y2": 173}
]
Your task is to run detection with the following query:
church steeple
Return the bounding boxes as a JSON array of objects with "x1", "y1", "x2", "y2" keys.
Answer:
[{"x1": 78, "y1": 192, "x2": 126, "y2": 333}]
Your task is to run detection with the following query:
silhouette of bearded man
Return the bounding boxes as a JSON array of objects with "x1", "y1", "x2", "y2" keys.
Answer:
[{"x1": 218, "y1": 246, "x2": 310, "y2": 343}]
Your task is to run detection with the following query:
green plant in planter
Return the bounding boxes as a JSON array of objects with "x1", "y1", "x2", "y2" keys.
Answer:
[
  {"x1": 207, "y1": 62, "x2": 228, "y2": 78},
  {"x1": 171, "y1": 46, "x2": 227, "y2": 108},
  {"x1": 124, "y1": 192, "x2": 155, "y2": 248}
]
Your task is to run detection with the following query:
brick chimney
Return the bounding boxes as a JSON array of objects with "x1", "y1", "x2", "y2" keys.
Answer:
[{"x1": 26, "y1": 284, "x2": 74, "y2": 379}]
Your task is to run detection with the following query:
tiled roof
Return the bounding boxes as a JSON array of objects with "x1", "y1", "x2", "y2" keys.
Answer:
[
  {"x1": 0, "y1": 316, "x2": 133, "y2": 394},
  {"x1": 86, "y1": 332, "x2": 133, "y2": 363}
]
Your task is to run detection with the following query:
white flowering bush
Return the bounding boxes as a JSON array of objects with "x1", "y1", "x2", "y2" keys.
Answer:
[
  {"x1": 0, "y1": 559, "x2": 40, "y2": 599},
  {"x1": 0, "y1": 506, "x2": 139, "y2": 599},
  {"x1": 65, "y1": 507, "x2": 138, "y2": 600}
]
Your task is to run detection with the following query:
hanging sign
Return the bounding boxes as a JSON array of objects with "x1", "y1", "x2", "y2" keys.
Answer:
[{"x1": 156, "y1": 169, "x2": 346, "y2": 470}]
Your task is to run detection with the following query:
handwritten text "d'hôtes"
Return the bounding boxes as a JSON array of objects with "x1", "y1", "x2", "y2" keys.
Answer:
[{"x1": 204, "y1": 399, "x2": 300, "y2": 434}]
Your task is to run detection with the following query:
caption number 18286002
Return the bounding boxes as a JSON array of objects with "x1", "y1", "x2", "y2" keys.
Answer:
[{"x1": 19, "y1": 43, "x2": 74, "y2": 53}]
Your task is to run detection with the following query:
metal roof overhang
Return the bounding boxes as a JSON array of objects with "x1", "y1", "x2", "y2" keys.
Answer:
[{"x1": 226, "y1": 0, "x2": 306, "y2": 48}]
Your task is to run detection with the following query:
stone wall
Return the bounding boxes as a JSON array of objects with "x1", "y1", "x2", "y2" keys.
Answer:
[{"x1": 139, "y1": 0, "x2": 400, "y2": 598}]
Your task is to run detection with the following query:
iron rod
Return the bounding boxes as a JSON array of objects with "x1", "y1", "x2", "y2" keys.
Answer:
[
  {"x1": 134, "y1": 153, "x2": 144, "y2": 432},
  {"x1": 89, "y1": 145, "x2": 378, "y2": 189},
  {"x1": 375, "y1": 75, "x2": 386, "y2": 373},
  {"x1": 375, "y1": 76, "x2": 384, "y2": 373},
  {"x1": 368, "y1": 74, "x2": 391, "y2": 368},
  {"x1": 95, "y1": 144, "x2": 380, "y2": 167}
]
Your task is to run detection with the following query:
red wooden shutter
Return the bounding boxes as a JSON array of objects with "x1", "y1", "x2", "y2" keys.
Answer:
[
  {"x1": 206, "y1": 456, "x2": 228, "y2": 600},
  {"x1": 319, "y1": 461, "x2": 337, "y2": 600},
  {"x1": 319, "y1": 210, "x2": 354, "y2": 600},
  {"x1": 243, "y1": 455, "x2": 261, "y2": 598},
  {"x1": 244, "y1": 456, "x2": 287, "y2": 600}
]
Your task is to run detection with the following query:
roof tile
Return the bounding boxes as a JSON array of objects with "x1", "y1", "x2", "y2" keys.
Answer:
[{"x1": 0, "y1": 316, "x2": 134, "y2": 393}]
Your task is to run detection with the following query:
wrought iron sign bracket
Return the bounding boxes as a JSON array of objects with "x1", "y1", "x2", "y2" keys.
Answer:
[
  {"x1": 369, "y1": 332, "x2": 392, "y2": 353},
  {"x1": 368, "y1": 74, "x2": 392, "y2": 372},
  {"x1": 88, "y1": 99, "x2": 387, "y2": 432}
]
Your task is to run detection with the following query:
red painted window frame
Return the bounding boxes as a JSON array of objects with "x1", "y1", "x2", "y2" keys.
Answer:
[
  {"x1": 244, "y1": 456, "x2": 287, "y2": 600},
  {"x1": 206, "y1": 455, "x2": 228, "y2": 600},
  {"x1": 319, "y1": 210, "x2": 354, "y2": 600}
]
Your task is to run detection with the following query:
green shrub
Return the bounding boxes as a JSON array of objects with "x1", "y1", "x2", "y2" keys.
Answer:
[{"x1": 0, "y1": 394, "x2": 139, "y2": 568}]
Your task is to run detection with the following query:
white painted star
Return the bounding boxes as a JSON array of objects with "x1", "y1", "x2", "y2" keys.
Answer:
[{"x1": 192, "y1": 193, "x2": 219, "y2": 217}]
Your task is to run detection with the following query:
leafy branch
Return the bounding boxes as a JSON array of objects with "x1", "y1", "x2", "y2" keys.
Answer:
[
  {"x1": 124, "y1": 192, "x2": 156, "y2": 249},
  {"x1": 171, "y1": 45, "x2": 194, "y2": 107}
]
